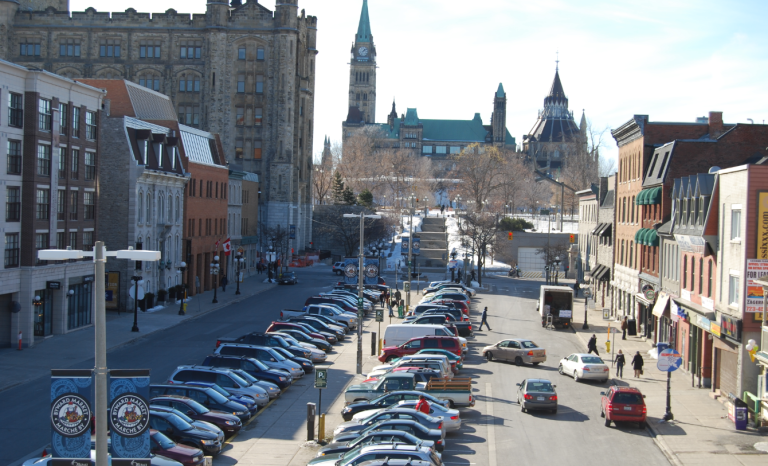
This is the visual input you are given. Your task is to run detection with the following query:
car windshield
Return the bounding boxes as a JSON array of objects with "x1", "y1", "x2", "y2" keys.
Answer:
[
  {"x1": 151, "y1": 431, "x2": 176, "y2": 450},
  {"x1": 207, "y1": 384, "x2": 233, "y2": 398},
  {"x1": 581, "y1": 356, "x2": 604, "y2": 364},
  {"x1": 234, "y1": 370, "x2": 258, "y2": 383},
  {"x1": 251, "y1": 359, "x2": 270, "y2": 371},
  {"x1": 165, "y1": 413, "x2": 193, "y2": 431},
  {"x1": 340, "y1": 445, "x2": 364, "y2": 460},
  {"x1": 184, "y1": 399, "x2": 209, "y2": 414},
  {"x1": 273, "y1": 347, "x2": 293, "y2": 359},
  {"x1": 267, "y1": 348, "x2": 287, "y2": 361},
  {"x1": 168, "y1": 408, "x2": 195, "y2": 423},
  {"x1": 526, "y1": 382, "x2": 554, "y2": 392},
  {"x1": 203, "y1": 388, "x2": 230, "y2": 403},
  {"x1": 521, "y1": 341, "x2": 539, "y2": 349},
  {"x1": 228, "y1": 372, "x2": 252, "y2": 387}
]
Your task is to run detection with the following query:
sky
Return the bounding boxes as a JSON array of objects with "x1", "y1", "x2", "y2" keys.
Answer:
[{"x1": 71, "y1": 0, "x2": 768, "y2": 166}]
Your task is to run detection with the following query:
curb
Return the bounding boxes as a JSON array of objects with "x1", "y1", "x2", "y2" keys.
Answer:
[{"x1": 645, "y1": 422, "x2": 683, "y2": 466}]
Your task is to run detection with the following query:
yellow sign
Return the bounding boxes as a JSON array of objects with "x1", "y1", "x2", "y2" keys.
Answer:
[
  {"x1": 709, "y1": 322, "x2": 721, "y2": 337},
  {"x1": 757, "y1": 192, "x2": 768, "y2": 259}
]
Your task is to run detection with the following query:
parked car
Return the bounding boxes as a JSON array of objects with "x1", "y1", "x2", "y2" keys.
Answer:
[
  {"x1": 215, "y1": 332, "x2": 313, "y2": 359},
  {"x1": 341, "y1": 391, "x2": 449, "y2": 421},
  {"x1": 148, "y1": 409, "x2": 223, "y2": 456},
  {"x1": 273, "y1": 328, "x2": 333, "y2": 352},
  {"x1": 407, "y1": 315, "x2": 472, "y2": 337},
  {"x1": 150, "y1": 395, "x2": 242, "y2": 437},
  {"x1": 304, "y1": 296, "x2": 358, "y2": 315},
  {"x1": 333, "y1": 262, "x2": 347, "y2": 275},
  {"x1": 214, "y1": 343, "x2": 305, "y2": 379},
  {"x1": 266, "y1": 332, "x2": 327, "y2": 362},
  {"x1": 558, "y1": 353, "x2": 610, "y2": 383},
  {"x1": 415, "y1": 349, "x2": 463, "y2": 370},
  {"x1": 379, "y1": 335, "x2": 462, "y2": 363},
  {"x1": 308, "y1": 443, "x2": 441, "y2": 466},
  {"x1": 356, "y1": 461, "x2": 433, "y2": 466},
  {"x1": 167, "y1": 366, "x2": 270, "y2": 406},
  {"x1": 331, "y1": 419, "x2": 444, "y2": 451},
  {"x1": 482, "y1": 339, "x2": 547, "y2": 366},
  {"x1": 229, "y1": 368, "x2": 282, "y2": 399},
  {"x1": 294, "y1": 313, "x2": 351, "y2": 334},
  {"x1": 394, "y1": 399, "x2": 461, "y2": 432},
  {"x1": 278, "y1": 271, "x2": 298, "y2": 285},
  {"x1": 516, "y1": 378, "x2": 558, "y2": 413},
  {"x1": 266, "y1": 321, "x2": 337, "y2": 344},
  {"x1": 149, "y1": 429, "x2": 206, "y2": 466},
  {"x1": 317, "y1": 430, "x2": 435, "y2": 457},
  {"x1": 149, "y1": 404, "x2": 225, "y2": 439},
  {"x1": 344, "y1": 373, "x2": 474, "y2": 408},
  {"x1": 286, "y1": 316, "x2": 346, "y2": 340},
  {"x1": 281, "y1": 304, "x2": 358, "y2": 329},
  {"x1": 202, "y1": 354, "x2": 292, "y2": 390},
  {"x1": 180, "y1": 381, "x2": 260, "y2": 415},
  {"x1": 149, "y1": 384, "x2": 250, "y2": 422},
  {"x1": 360, "y1": 367, "x2": 444, "y2": 385},
  {"x1": 369, "y1": 357, "x2": 452, "y2": 380},
  {"x1": 600, "y1": 385, "x2": 647, "y2": 428},
  {"x1": 271, "y1": 345, "x2": 315, "y2": 373}
]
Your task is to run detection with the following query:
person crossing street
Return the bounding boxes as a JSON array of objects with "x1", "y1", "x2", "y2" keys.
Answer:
[
  {"x1": 614, "y1": 350, "x2": 626, "y2": 378},
  {"x1": 479, "y1": 307, "x2": 492, "y2": 331},
  {"x1": 587, "y1": 334, "x2": 600, "y2": 356}
]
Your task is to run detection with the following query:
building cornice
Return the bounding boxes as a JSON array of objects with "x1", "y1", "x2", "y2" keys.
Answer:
[{"x1": 611, "y1": 115, "x2": 647, "y2": 147}]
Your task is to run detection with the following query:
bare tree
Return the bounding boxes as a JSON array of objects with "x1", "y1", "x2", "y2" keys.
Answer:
[
  {"x1": 312, "y1": 153, "x2": 334, "y2": 205},
  {"x1": 313, "y1": 205, "x2": 397, "y2": 257},
  {"x1": 492, "y1": 149, "x2": 530, "y2": 215},
  {"x1": 378, "y1": 147, "x2": 434, "y2": 208},
  {"x1": 453, "y1": 144, "x2": 506, "y2": 212},
  {"x1": 456, "y1": 212, "x2": 499, "y2": 287},
  {"x1": 599, "y1": 156, "x2": 617, "y2": 177},
  {"x1": 337, "y1": 126, "x2": 389, "y2": 195},
  {"x1": 559, "y1": 120, "x2": 609, "y2": 214}
]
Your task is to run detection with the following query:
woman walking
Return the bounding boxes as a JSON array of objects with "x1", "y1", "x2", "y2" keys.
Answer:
[
  {"x1": 631, "y1": 351, "x2": 644, "y2": 378},
  {"x1": 614, "y1": 350, "x2": 626, "y2": 378}
]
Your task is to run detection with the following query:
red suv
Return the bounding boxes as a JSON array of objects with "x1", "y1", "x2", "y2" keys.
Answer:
[
  {"x1": 600, "y1": 386, "x2": 647, "y2": 428},
  {"x1": 379, "y1": 336, "x2": 461, "y2": 362},
  {"x1": 432, "y1": 300, "x2": 470, "y2": 316}
]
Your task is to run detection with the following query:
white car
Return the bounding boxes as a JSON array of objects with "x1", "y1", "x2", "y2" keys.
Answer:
[
  {"x1": 396, "y1": 399, "x2": 461, "y2": 432},
  {"x1": 266, "y1": 332, "x2": 327, "y2": 362},
  {"x1": 558, "y1": 353, "x2": 610, "y2": 383}
]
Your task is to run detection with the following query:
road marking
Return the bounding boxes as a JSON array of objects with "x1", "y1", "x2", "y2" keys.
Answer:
[{"x1": 486, "y1": 382, "x2": 497, "y2": 466}]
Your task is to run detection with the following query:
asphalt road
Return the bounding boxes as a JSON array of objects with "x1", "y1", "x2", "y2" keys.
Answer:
[{"x1": 3, "y1": 268, "x2": 340, "y2": 466}]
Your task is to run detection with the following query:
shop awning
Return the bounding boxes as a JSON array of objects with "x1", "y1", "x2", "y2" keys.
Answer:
[
  {"x1": 591, "y1": 223, "x2": 609, "y2": 236},
  {"x1": 587, "y1": 264, "x2": 603, "y2": 278},
  {"x1": 652, "y1": 292, "x2": 670, "y2": 317},
  {"x1": 598, "y1": 223, "x2": 612, "y2": 237},
  {"x1": 636, "y1": 187, "x2": 662, "y2": 205},
  {"x1": 594, "y1": 265, "x2": 611, "y2": 282},
  {"x1": 636, "y1": 189, "x2": 648, "y2": 205},
  {"x1": 634, "y1": 229, "x2": 645, "y2": 242},
  {"x1": 635, "y1": 292, "x2": 653, "y2": 306},
  {"x1": 590, "y1": 224, "x2": 603, "y2": 235},
  {"x1": 635, "y1": 228, "x2": 659, "y2": 246}
]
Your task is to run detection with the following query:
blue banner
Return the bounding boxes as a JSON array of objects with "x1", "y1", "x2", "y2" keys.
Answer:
[
  {"x1": 412, "y1": 238, "x2": 421, "y2": 256},
  {"x1": 401, "y1": 236, "x2": 420, "y2": 255},
  {"x1": 50, "y1": 369, "x2": 93, "y2": 460},
  {"x1": 363, "y1": 259, "x2": 380, "y2": 285},
  {"x1": 108, "y1": 369, "x2": 151, "y2": 462},
  {"x1": 343, "y1": 258, "x2": 358, "y2": 284},
  {"x1": 401, "y1": 237, "x2": 410, "y2": 254}
]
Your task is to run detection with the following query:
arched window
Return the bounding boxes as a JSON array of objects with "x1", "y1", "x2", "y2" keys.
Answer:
[
  {"x1": 146, "y1": 192, "x2": 152, "y2": 224},
  {"x1": 708, "y1": 259, "x2": 713, "y2": 297},
  {"x1": 139, "y1": 72, "x2": 161, "y2": 92},
  {"x1": 629, "y1": 241, "x2": 634, "y2": 268},
  {"x1": 175, "y1": 235, "x2": 180, "y2": 265},
  {"x1": 699, "y1": 258, "x2": 703, "y2": 293},
  {"x1": 690, "y1": 256, "x2": 695, "y2": 291},
  {"x1": 683, "y1": 255, "x2": 687, "y2": 288},
  {"x1": 138, "y1": 192, "x2": 143, "y2": 223},
  {"x1": 158, "y1": 194, "x2": 164, "y2": 223},
  {"x1": 179, "y1": 73, "x2": 200, "y2": 93},
  {"x1": 620, "y1": 240, "x2": 625, "y2": 265},
  {"x1": 175, "y1": 195, "x2": 180, "y2": 223}
]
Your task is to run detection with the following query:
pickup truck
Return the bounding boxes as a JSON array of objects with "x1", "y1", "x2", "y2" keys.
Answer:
[
  {"x1": 537, "y1": 285, "x2": 574, "y2": 329},
  {"x1": 344, "y1": 372, "x2": 474, "y2": 408},
  {"x1": 279, "y1": 306, "x2": 358, "y2": 329}
]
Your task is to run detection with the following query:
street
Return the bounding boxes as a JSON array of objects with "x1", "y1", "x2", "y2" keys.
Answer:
[{"x1": 2, "y1": 268, "x2": 672, "y2": 466}]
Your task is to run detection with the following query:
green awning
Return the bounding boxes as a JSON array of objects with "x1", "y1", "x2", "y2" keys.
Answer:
[
  {"x1": 634, "y1": 228, "x2": 646, "y2": 243},
  {"x1": 647, "y1": 187, "x2": 662, "y2": 205},
  {"x1": 635, "y1": 190, "x2": 648, "y2": 205},
  {"x1": 645, "y1": 229, "x2": 659, "y2": 247}
]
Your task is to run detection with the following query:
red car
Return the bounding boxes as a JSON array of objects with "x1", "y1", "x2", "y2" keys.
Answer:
[
  {"x1": 379, "y1": 336, "x2": 462, "y2": 362},
  {"x1": 600, "y1": 386, "x2": 647, "y2": 428},
  {"x1": 150, "y1": 429, "x2": 206, "y2": 466}
]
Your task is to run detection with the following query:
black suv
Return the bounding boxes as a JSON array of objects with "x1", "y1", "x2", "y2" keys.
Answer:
[
  {"x1": 202, "y1": 355, "x2": 292, "y2": 389},
  {"x1": 149, "y1": 408, "x2": 223, "y2": 455}
]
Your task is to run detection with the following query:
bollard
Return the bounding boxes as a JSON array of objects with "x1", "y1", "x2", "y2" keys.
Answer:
[
  {"x1": 378, "y1": 338, "x2": 382, "y2": 354},
  {"x1": 370, "y1": 332, "x2": 376, "y2": 355},
  {"x1": 18, "y1": 331, "x2": 22, "y2": 351},
  {"x1": 318, "y1": 414, "x2": 325, "y2": 442},
  {"x1": 306, "y1": 403, "x2": 316, "y2": 441}
]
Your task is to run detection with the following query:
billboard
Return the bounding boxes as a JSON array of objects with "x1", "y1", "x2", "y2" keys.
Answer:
[{"x1": 745, "y1": 259, "x2": 768, "y2": 313}]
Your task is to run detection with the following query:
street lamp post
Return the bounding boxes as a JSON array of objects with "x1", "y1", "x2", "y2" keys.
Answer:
[
  {"x1": 210, "y1": 255, "x2": 220, "y2": 304},
  {"x1": 406, "y1": 194, "x2": 416, "y2": 315},
  {"x1": 130, "y1": 273, "x2": 142, "y2": 331},
  {"x1": 177, "y1": 261, "x2": 187, "y2": 315},
  {"x1": 235, "y1": 251, "x2": 244, "y2": 295},
  {"x1": 343, "y1": 211, "x2": 381, "y2": 375},
  {"x1": 38, "y1": 244, "x2": 160, "y2": 466},
  {"x1": 554, "y1": 256, "x2": 561, "y2": 285},
  {"x1": 423, "y1": 196, "x2": 429, "y2": 216}
]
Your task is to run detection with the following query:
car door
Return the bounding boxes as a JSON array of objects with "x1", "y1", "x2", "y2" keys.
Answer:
[
  {"x1": 494, "y1": 341, "x2": 509, "y2": 361},
  {"x1": 507, "y1": 341, "x2": 522, "y2": 361}
]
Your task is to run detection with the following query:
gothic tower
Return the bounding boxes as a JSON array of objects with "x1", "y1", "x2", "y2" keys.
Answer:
[
  {"x1": 491, "y1": 83, "x2": 507, "y2": 146},
  {"x1": 348, "y1": 0, "x2": 376, "y2": 124}
]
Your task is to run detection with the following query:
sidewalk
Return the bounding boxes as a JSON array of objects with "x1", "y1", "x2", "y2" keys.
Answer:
[
  {"x1": 0, "y1": 274, "x2": 276, "y2": 393},
  {"x1": 569, "y1": 292, "x2": 767, "y2": 466}
]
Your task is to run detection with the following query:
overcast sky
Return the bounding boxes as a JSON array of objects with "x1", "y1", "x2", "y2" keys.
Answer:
[{"x1": 72, "y1": 0, "x2": 768, "y2": 167}]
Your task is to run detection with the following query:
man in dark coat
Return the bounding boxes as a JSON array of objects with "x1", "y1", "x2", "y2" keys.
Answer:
[
  {"x1": 631, "y1": 351, "x2": 644, "y2": 378},
  {"x1": 220, "y1": 275, "x2": 228, "y2": 292},
  {"x1": 587, "y1": 334, "x2": 599, "y2": 356},
  {"x1": 479, "y1": 307, "x2": 492, "y2": 331},
  {"x1": 614, "y1": 350, "x2": 626, "y2": 378}
]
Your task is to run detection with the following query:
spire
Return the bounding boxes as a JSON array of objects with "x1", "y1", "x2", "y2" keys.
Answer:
[
  {"x1": 580, "y1": 110, "x2": 587, "y2": 131},
  {"x1": 549, "y1": 70, "x2": 566, "y2": 100},
  {"x1": 356, "y1": 0, "x2": 372, "y2": 43},
  {"x1": 496, "y1": 83, "x2": 505, "y2": 98}
]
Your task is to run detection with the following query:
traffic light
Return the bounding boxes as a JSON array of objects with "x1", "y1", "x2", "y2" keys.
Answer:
[
  {"x1": 569, "y1": 234, "x2": 575, "y2": 243},
  {"x1": 508, "y1": 232, "x2": 513, "y2": 241}
]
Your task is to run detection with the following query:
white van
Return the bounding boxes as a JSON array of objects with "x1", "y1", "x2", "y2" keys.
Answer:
[{"x1": 383, "y1": 324, "x2": 454, "y2": 348}]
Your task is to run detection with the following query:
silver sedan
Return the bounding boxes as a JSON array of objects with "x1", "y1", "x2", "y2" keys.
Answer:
[{"x1": 558, "y1": 353, "x2": 610, "y2": 383}]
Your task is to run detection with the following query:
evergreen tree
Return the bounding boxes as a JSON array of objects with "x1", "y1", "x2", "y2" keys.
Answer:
[
  {"x1": 342, "y1": 187, "x2": 357, "y2": 205},
  {"x1": 358, "y1": 189, "x2": 374, "y2": 208},
  {"x1": 332, "y1": 171, "x2": 345, "y2": 205}
]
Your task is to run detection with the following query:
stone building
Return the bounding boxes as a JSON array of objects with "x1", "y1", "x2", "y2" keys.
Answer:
[
  {"x1": 227, "y1": 169, "x2": 244, "y2": 280},
  {"x1": 576, "y1": 186, "x2": 598, "y2": 284},
  {"x1": 0, "y1": 57, "x2": 105, "y2": 347},
  {"x1": 593, "y1": 174, "x2": 615, "y2": 310},
  {"x1": 0, "y1": 0, "x2": 318, "y2": 255}
]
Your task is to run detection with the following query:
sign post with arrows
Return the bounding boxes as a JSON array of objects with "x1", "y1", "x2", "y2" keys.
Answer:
[{"x1": 657, "y1": 348, "x2": 682, "y2": 421}]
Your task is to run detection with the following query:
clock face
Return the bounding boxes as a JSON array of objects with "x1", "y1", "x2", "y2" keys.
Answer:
[{"x1": 358, "y1": 46, "x2": 368, "y2": 57}]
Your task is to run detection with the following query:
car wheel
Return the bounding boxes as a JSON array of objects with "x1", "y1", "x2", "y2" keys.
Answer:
[
  {"x1": 558, "y1": 364, "x2": 564, "y2": 375},
  {"x1": 604, "y1": 417, "x2": 611, "y2": 427},
  {"x1": 515, "y1": 357, "x2": 523, "y2": 366},
  {"x1": 486, "y1": 352, "x2": 493, "y2": 361},
  {"x1": 573, "y1": 371, "x2": 580, "y2": 382}
]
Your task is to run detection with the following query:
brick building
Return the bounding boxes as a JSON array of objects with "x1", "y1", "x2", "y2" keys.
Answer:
[
  {"x1": 240, "y1": 172, "x2": 260, "y2": 272},
  {"x1": 592, "y1": 175, "x2": 615, "y2": 310},
  {"x1": 0, "y1": 0, "x2": 318, "y2": 255},
  {"x1": 0, "y1": 58, "x2": 105, "y2": 347}
]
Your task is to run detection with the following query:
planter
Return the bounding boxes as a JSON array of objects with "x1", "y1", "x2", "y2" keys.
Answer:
[{"x1": 144, "y1": 293, "x2": 155, "y2": 310}]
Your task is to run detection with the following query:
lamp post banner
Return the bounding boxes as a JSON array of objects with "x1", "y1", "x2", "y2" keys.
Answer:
[
  {"x1": 50, "y1": 369, "x2": 94, "y2": 460},
  {"x1": 364, "y1": 259, "x2": 380, "y2": 285},
  {"x1": 344, "y1": 258, "x2": 359, "y2": 284},
  {"x1": 108, "y1": 369, "x2": 151, "y2": 462}
]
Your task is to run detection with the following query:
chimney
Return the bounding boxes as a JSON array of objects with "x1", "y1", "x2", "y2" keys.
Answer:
[{"x1": 709, "y1": 111, "x2": 723, "y2": 138}]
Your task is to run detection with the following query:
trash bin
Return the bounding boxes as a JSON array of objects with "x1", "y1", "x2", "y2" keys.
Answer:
[
  {"x1": 656, "y1": 342, "x2": 669, "y2": 356},
  {"x1": 728, "y1": 395, "x2": 749, "y2": 430},
  {"x1": 627, "y1": 319, "x2": 637, "y2": 336}
]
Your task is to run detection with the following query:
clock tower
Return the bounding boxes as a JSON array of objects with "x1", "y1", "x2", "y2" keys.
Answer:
[{"x1": 348, "y1": 0, "x2": 376, "y2": 124}]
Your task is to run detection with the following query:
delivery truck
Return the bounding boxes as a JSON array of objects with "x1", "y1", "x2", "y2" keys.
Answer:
[{"x1": 537, "y1": 285, "x2": 574, "y2": 329}]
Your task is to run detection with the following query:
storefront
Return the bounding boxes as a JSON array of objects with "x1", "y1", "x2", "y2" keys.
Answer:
[
  {"x1": 33, "y1": 289, "x2": 52, "y2": 337},
  {"x1": 653, "y1": 292, "x2": 673, "y2": 345},
  {"x1": 636, "y1": 282, "x2": 657, "y2": 340},
  {"x1": 67, "y1": 276, "x2": 94, "y2": 331},
  {"x1": 674, "y1": 298, "x2": 714, "y2": 387},
  {"x1": 712, "y1": 314, "x2": 741, "y2": 398}
]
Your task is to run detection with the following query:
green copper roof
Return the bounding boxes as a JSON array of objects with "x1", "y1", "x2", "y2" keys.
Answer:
[
  {"x1": 404, "y1": 108, "x2": 420, "y2": 126},
  {"x1": 373, "y1": 113, "x2": 516, "y2": 147},
  {"x1": 356, "y1": 0, "x2": 372, "y2": 43},
  {"x1": 496, "y1": 83, "x2": 505, "y2": 98}
]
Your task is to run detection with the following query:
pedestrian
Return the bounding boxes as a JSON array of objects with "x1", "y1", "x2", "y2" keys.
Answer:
[
  {"x1": 573, "y1": 281, "x2": 580, "y2": 297},
  {"x1": 587, "y1": 334, "x2": 599, "y2": 356},
  {"x1": 621, "y1": 317, "x2": 628, "y2": 340},
  {"x1": 220, "y1": 275, "x2": 228, "y2": 292},
  {"x1": 614, "y1": 350, "x2": 626, "y2": 378},
  {"x1": 379, "y1": 293, "x2": 385, "y2": 307},
  {"x1": 479, "y1": 306, "x2": 492, "y2": 331},
  {"x1": 388, "y1": 299, "x2": 395, "y2": 317},
  {"x1": 631, "y1": 351, "x2": 644, "y2": 378},
  {"x1": 416, "y1": 395, "x2": 431, "y2": 414},
  {"x1": 394, "y1": 289, "x2": 402, "y2": 303}
]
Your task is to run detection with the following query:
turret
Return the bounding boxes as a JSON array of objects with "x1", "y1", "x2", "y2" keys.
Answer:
[
  {"x1": 491, "y1": 83, "x2": 507, "y2": 146},
  {"x1": 276, "y1": 0, "x2": 298, "y2": 29},
  {"x1": 387, "y1": 99, "x2": 397, "y2": 129},
  {"x1": 206, "y1": 1, "x2": 230, "y2": 27},
  {"x1": 0, "y1": 0, "x2": 19, "y2": 61}
]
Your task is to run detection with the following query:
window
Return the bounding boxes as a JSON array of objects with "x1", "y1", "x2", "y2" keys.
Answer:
[
  {"x1": 175, "y1": 196, "x2": 180, "y2": 223},
  {"x1": 256, "y1": 75, "x2": 264, "y2": 94},
  {"x1": 84, "y1": 152, "x2": 96, "y2": 180},
  {"x1": 57, "y1": 232, "x2": 66, "y2": 249},
  {"x1": 179, "y1": 74, "x2": 200, "y2": 93},
  {"x1": 730, "y1": 208, "x2": 741, "y2": 240},
  {"x1": 257, "y1": 47, "x2": 265, "y2": 60},
  {"x1": 235, "y1": 107, "x2": 244, "y2": 126},
  {"x1": 254, "y1": 141, "x2": 262, "y2": 160},
  {"x1": 36, "y1": 189, "x2": 50, "y2": 220},
  {"x1": 178, "y1": 106, "x2": 199, "y2": 127},
  {"x1": 7, "y1": 140, "x2": 22, "y2": 174},
  {"x1": 69, "y1": 191, "x2": 78, "y2": 220},
  {"x1": 237, "y1": 74, "x2": 245, "y2": 93},
  {"x1": 728, "y1": 275, "x2": 739, "y2": 306},
  {"x1": 682, "y1": 256, "x2": 687, "y2": 288},
  {"x1": 59, "y1": 103, "x2": 68, "y2": 130},
  {"x1": 57, "y1": 190, "x2": 65, "y2": 221},
  {"x1": 5, "y1": 233, "x2": 19, "y2": 268},
  {"x1": 436, "y1": 146, "x2": 447, "y2": 154},
  {"x1": 137, "y1": 192, "x2": 143, "y2": 223},
  {"x1": 59, "y1": 39, "x2": 81, "y2": 57},
  {"x1": 37, "y1": 145, "x2": 51, "y2": 176},
  {"x1": 139, "y1": 40, "x2": 161, "y2": 59},
  {"x1": 180, "y1": 41, "x2": 202, "y2": 59},
  {"x1": 71, "y1": 149, "x2": 79, "y2": 179},
  {"x1": 235, "y1": 140, "x2": 243, "y2": 159},
  {"x1": 19, "y1": 39, "x2": 41, "y2": 57},
  {"x1": 689, "y1": 256, "x2": 695, "y2": 291},
  {"x1": 35, "y1": 233, "x2": 48, "y2": 264},
  {"x1": 698, "y1": 258, "x2": 703, "y2": 294},
  {"x1": 238, "y1": 47, "x2": 246, "y2": 60},
  {"x1": 72, "y1": 107, "x2": 81, "y2": 137},
  {"x1": 69, "y1": 231, "x2": 77, "y2": 249},
  {"x1": 6, "y1": 187, "x2": 20, "y2": 221},
  {"x1": 146, "y1": 193, "x2": 152, "y2": 223},
  {"x1": 708, "y1": 260, "x2": 713, "y2": 297},
  {"x1": 254, "y1": 107, "x2": 262, "y2": 125},
  {"x1": 85, "y1": 112, "x2": 97, "y2": 140},
  {"x1": 139, "y1": 75, "x2": 160, "y2": 92},
  {"x1": 84, "y1": 192, "x2": 94, "y2": 220},
  {"x1": 82, "y1": 232, "x2": 93, "y2": 250},
  {"x1": 8, "y1": 93, "x2": 23, "y2": 128},
  {"x1": 39, "y1": 99, "x2": 52, "y2": 131},
  {"x1": 99, "y1": 39, "x2": 121, "y2": 57}
]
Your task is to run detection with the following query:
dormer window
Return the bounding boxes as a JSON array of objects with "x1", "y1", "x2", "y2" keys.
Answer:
[
  {"x1": 158, "y1": 144, "x2": 164, "y2": 167},
  {"x1": 142, "y1": 140, "x2": 149, "y2": 165}
]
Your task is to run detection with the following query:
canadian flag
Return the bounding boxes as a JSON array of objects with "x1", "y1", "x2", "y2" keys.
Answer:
[{"x1": 223, "y1": 238, "x2": 232, "y2": 256}]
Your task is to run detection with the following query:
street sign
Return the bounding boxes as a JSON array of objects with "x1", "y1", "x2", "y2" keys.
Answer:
[
  {"x1": 128, "y1": 283, "x2": 145, "y2": 300},
  {"x1": 314, "y1": 368, "x2": 327, "y2": 389},
  {"x1": 602, "y1": 308, "x2": 610, "y2": 320},
  {"x1": 358, "y1": 297, "x2": 364, "y2": 306},
  {"x1": 376, "y1": 309, "x2": 383, "y2": 322},
  {"x1": 657, "y1": 348, "x2": 682, "y2": 372},
  {"x1": 403, "y1": 282, "x2": 410, "y2": 292}
]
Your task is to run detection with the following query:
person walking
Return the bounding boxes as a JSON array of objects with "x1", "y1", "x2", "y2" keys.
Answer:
[
  {"x1": 415, "y1": 395, "x2": 431, "y2": 415},
  {"x1": 379, "y1": 293, "x2": 385, "y2": 307},
  {"x1": 614, "y1": 350, "x2": 626, "y2": 378},
  {"x1": 573, "y1": 281, "x2": 580, "y2": 297},
  {"x1": 479, "y1": 307, "x2": 492, "y2": 331},
  {"x1": 388, "y1": 299, "x2": 395, "y2": 317},
  {"x1": 631, "y1": 351, "x2": 644, "y2": 378},
  {"x1": 220, "y1": 275, "x2": 228, "y2": 292},
  {"x1": 621, "y1": 317, "x2": 628, "y2": 340},
  {"x1": 587, "y1": 334, "x2": 599, "y2": 356}
]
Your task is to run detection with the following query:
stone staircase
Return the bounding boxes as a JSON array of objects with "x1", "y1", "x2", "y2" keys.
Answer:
[{"x1": 414, "y1": 217, "x2": 448, "y2": 273}]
